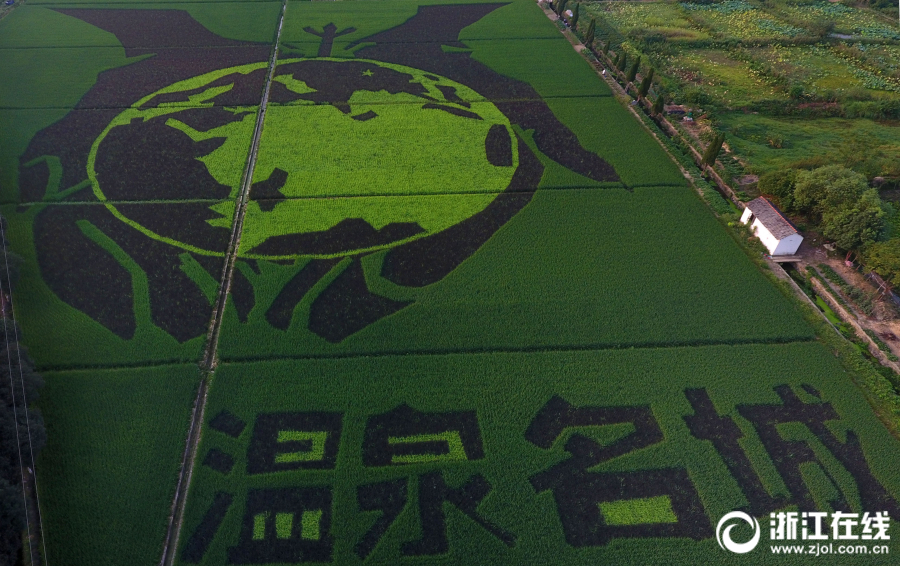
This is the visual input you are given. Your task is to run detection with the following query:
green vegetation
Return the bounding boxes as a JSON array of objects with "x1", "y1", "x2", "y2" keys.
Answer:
[
  {"x1": 218, "y1": 186, "x2": 813, "y2": 360},
  {"x1": 583, "y1": 0, "x2": 900, "y2": 182},
  {"x1": 722, "y1": 112, "x2": 900, "y2": 180},
  {"x1": 242, "y1": 65, "x2": 517, "y2": 257},
  {"x1": 816, "y1": 294, "x2": 843, "y2": 325},
  {"x1": 36, "y1": 365, "x2": 198, "y2": 566},
  {"x1": 599, "y1": 496, "x2": 678, "y2": 526},
  {"x1": 180, "y1": 343, "x2": 900, "y2": 564},
  {"x1": 864, "y1": 328, "x2": 900, "y2": 362},
  {"x1": 3, "y1": 2, "x2": 900, "y2": 564},
  {"x1": 864, "y1": 238, "x2": 900, "y2": 287},
  {"x1": 818, "y1": 263, "x2": 876, "y2": 315},
  {"x1": 789, "y1": 165, "x2": 892, "y2": 250},
  {"x1": 1, "y1": 204, "x2": 208, "y2": 367},
  {"x1": 0, "y1": 298, "x2": 44, "y2": 564},
  {"x1": 584, "y1": 17, "x2": 595, "y2": 47},
  {"x1": 701, "y1": 132, "x2": 725, "y2": 166}
]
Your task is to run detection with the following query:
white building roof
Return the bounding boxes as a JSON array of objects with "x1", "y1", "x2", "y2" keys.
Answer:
[{"x1": 746, "y1": 197, "x2": 799, "y2": 240}]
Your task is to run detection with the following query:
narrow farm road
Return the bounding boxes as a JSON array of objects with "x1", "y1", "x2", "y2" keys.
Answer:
[{"x1": 159, "y1": 1, "x2": 289, "y2": 563}]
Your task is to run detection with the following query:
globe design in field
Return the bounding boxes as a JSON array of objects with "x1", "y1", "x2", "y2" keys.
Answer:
[{"x1": 89, "y1": 59, "x2": 518, "y2": 259}]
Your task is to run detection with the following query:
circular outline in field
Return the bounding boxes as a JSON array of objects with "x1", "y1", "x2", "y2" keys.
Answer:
[{"x1": 86, "y1": 59, "x2": 518, "y2": 260}]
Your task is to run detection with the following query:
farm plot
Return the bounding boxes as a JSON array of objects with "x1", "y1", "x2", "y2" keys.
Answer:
[
  {"x1": 777, "y1": 2, "x2": 900, "y2": 41},
  {"x1": 3, "y1": 97, "x2": 259, "y2": 365},
  {"x1": 178, "y1": 343, "x2": 900, "y2": 565},
  {"x1": 718, "y1": 112, "x2": 900, "y2": 177},
  {"x1": 0, "y1": 5, "x2": 280, "y2": 50},
  {"x1": 750, "y1": 44, "x2": 900, "y2": 96},
  {"x1": 0, "y1": 1, "x2": 899, "y2": 565},
  {"x1": 590, "y1": 1, "x2": 710, "y2": 42},
  {"x1": 0, "y1": 5, "x2": 123, "y2": 47},
  {"x1": 0, "y1": 6, "x2": 289, "y2": 364},
  {"x1": 217, "y1": 186, "x2": 813, "y2": 359},
  {"x1": 679, "y1": 0, "x2": 806, "y2": 41},
  {"x1": 280, "y1": 0, "x2": 560, "y2": 50},
  {"x1": 0, "y1": 47, "x2": 146, "y2": 109},
  {"x1": 2, "y1": 201, "x2": 231, "y2": 366},
  {"x1": 660, "y1": 48, "x2": 786, "y2": 108},
  {"x1": 212, "y1": 0, "x2": 710, "y2": 358},
  {"x1": 36, "y1": 365, "x2": 199, "y2": 566}
]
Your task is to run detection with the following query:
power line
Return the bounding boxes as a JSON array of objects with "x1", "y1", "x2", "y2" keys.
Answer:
[{"x1": 0, "y1": 218, "x2": 48, "y2": 566}]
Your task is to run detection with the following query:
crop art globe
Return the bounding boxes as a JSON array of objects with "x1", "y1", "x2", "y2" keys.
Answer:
[
  {"x1": 89, "y1": 58, "x2": 518, "y2": 259},
  {"x1": 26, "y1": 5, "x2": 621, "y2": 344}
]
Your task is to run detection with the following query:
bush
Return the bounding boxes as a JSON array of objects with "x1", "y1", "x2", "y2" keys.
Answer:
[
  {"x1": 794, "y1": 165, "x2": 870, "y2": 217},
  {"x1": 864, "y1": 328, "x2": 900, "y2": 362},
  {"x1": 758, "y1": 169, "x2": 799, "y2": 211},
  {"x1": 864, "y1": 239, "x2": 900, "y2": 288},
  {"x1": 820, "y1": 189, "x2": 890, "y2": 250}
]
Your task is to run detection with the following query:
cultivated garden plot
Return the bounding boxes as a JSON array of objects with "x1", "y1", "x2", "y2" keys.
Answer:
[
  {"x1": 592, "y1": 0, "x2": 900, "y2": 44},
  {"x1": 776, "y1": 2, "x2": 900, "y2": 41},
  {"x1": 594, "y1": 1, "x2": 711, "y2": 42},
  {"x1": 582, "y1": 0, "x2": 900, "y2": 181},
  {"x1": 178, "y1": 344, "x2": 900, "y2": 565},
  {"x1": 0, "y1": 0, "x2": 898, "y2": 564}
]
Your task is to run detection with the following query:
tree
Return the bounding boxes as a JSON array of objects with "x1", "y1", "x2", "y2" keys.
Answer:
[
  {"x1": 584, "y1": 18, "x2": 595, "y2": 48},
  {"x1": 793, "y1": 165, "x2": 870, "y2": 218},
  {"x1": 820, "y1": 189, "x2": 891, "y2": 250},
  {"x1": 617, "y1": 52, "x2": 628, "y2": 72},
  {"x1": 0, "y1": 220, "x2": 44, "y2": 566},
  {"x1": 626, "y1": 56, "x2": 641, "y2": 83},
  {"x1": 570, "y1": 3, "x2": 579, "y2": 28},
  {"x1": 638, "y1": 67, "x2": 654, "y2": 98},
  {"x1": 758, "y1": 168, "x2": 799, "y2": 211},
  {"x1": 864, "y1": 238, "x2": 900, "y2": 287},
  {"x1": 0, "y1": 478, "x2": 24, "y2": 566},
  {"x1": 556, "y1": 0, "x2": 568, "y2": 16},
  {"x1": 701, "y1": 133, "x2": 725, "y2": 166},
  {"x1": 0, "y1": 326, "x2": 46, "y2": 566},
  {"x1": 652, "y1": 95, "x2": 664, "y2": 115},
  {"x1": 602, "y1": 40, "x2": 609, "y2": 54}
]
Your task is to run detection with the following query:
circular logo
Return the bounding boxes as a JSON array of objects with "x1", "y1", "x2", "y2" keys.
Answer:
[
  {"x1": 87, "y1": 58, "x2": 518, "y2": 260},
  {"x1": 716, "y1": 511, "x2": 761, "y2": 554}
]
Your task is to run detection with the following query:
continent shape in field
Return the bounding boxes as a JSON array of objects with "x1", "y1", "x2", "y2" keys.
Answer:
[{"x1": 21, "y1": 4, "x2": 620, "y2": 345}]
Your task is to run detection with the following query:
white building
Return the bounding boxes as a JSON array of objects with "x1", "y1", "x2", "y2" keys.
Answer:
[{"x1": 740, "y1": 197, "x2": 803, "y2": 256}]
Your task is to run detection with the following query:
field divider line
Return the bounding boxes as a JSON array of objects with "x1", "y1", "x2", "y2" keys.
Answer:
[
  {"x1": 0, "y1": 93, "x2": 615, "y2": 112},
  {"x1": 30, "y1": 335, "x2": 820, "y2": 373},
  {"x1": 159, "y1": 1, "x2": 288, "y2": 564},
  {"x1": 216, "y1": 336, "x2": 821, "y2": 365},
  {"x1": 6, "y1": 183, "x2": 672, "y2": 208}
]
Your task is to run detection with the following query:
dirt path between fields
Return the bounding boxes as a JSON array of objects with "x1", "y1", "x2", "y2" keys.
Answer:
[{"x1": 158, "y1": 2, "x2": 288, "y2": 564}]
